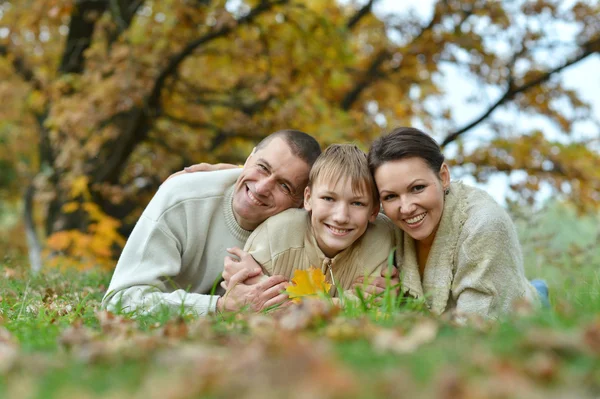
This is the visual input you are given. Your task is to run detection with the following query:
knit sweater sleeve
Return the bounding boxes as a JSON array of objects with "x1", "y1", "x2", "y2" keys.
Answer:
[
  {"x1": 451, "y1": 203, "x2": 538, "y2": 318},
  {"x1": 102, "y1": 170, "x2": 243, "y2": 316},
  {"x1": 102, "y1": 214, "x2": 219, "y2": 316}
]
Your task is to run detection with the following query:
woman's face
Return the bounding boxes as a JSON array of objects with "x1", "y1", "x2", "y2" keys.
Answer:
[{"x1": 374, "y1": 157, "x2": 450, "y2": 246}]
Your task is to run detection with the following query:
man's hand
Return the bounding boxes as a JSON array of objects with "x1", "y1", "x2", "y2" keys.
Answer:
[
  {"x1": 166, "y1": 163, "x2": 239, "y2": 181},
  {"x1": 353, "y1": 264, "x2": 400, "y2": 297},
  {"x1": 217, "y1": 268, "x2": 290, "y2": 313},
  {"x1": 222, "y1": 247, "x2": 265, "y2": 285}
]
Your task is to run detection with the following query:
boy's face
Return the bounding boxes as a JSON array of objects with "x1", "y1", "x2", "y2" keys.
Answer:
[{"x1": 304, "y1": 176, "x2": 379, "y2": 259}]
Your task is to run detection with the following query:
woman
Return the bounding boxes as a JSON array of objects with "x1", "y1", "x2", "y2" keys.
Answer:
[{"x1": 367, "y1": 127, "x2": 543, "y2": 318}]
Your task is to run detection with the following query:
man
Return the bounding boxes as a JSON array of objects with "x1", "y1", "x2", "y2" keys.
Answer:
[{"x1": 102, "y1": 129, "x2": 321, "y2": 315}]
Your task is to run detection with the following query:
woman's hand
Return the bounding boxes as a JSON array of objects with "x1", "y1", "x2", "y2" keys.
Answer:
[
  {"x1": 222, "y1": 247, "x2": 266, "y2": 286},
  {"x1": 166, "y1": 163, "x2": 239, "y2": 181},
  {"x1": 353, "y1": 264, "x2": 400, "y2": 298}
]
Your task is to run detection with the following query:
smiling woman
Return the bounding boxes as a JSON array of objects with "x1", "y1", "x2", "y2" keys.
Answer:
[{"x1": 368, "y1": 127, "x2": 543, "y2": 319}]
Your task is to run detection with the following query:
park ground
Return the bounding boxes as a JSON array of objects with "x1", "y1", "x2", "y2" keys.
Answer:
[{"x1": 1, "y1": 202, "x2": 599, "y2": 399}]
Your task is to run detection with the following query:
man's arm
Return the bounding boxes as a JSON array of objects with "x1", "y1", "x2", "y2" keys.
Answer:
[{"x1": 102, "y1": 214, "x2": 221, "y2": 316}]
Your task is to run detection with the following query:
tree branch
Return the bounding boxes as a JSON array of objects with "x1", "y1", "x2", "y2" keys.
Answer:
[
  {"x1": 92, "y1": 0, "x2": 288, "y2": 185},
  {"x1": 346, "y1": 0, "x2": 378, "y2": 30},
  {"x1": 441, "y1": 37, "x2": 600, "y2": 147}
]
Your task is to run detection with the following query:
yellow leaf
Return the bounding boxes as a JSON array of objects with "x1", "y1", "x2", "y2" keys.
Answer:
[
  {"x1": 70, "y1": 176, "x2": 89, "y2": 199},
  {"x1": 285, "y1": 266, "x2": 332, "y2": 303},
  {"x1": 62, "y1": 202, "x2": 79, "y2": 213}
]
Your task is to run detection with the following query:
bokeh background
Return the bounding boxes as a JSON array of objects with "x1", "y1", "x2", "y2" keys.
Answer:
[{"x1": 1, "y1": 0, "x2": 599, "y2": 271}]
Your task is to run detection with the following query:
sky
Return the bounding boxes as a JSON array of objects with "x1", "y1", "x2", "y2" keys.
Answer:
[{"x1": 372, "y1": 0, "x2": 600, "y2": 205}]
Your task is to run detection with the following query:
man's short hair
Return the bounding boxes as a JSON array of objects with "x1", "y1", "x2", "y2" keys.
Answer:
[
  {"x1": 256, "y1": 129, "x2": 321, "y2": 168},
  {"x1": 308, "y1": 144, "x2": 379, "y2": 206}
]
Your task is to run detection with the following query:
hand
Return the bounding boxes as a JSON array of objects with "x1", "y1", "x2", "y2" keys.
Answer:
[
  {"x1": 222, "y1": 247, "x2": 265, "y2": 285},
  {"x1": 353, "y1": 264, "x2": 400, "y2": 297},
  {"x1": 166, "y1": 163, "x2": 239, "y2": 181},
  {"x1": 217, "y1": 268, "x2": 290, "y2": 313}
]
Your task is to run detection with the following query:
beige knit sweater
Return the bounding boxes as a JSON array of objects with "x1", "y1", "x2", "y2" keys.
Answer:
[
  {"x1": 244, "y1": 209, "x2": 396, "y2": 297},
  {"x1": 102, "y1": 168, "x2": 251, "y2": 316},
  {"x1": 396, "y1": 181, "x2": 540, "y2": 318}
]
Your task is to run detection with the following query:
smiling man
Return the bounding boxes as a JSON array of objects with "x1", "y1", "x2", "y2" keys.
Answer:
[{"x1": 102, "y1": 130, "x2": 321, "y2": 315}]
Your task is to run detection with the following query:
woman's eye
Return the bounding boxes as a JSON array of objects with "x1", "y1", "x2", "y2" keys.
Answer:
[
  {"x1": 412, "y1": 185, "x2": 426, "y2": 192},
  {"x1": 382, "y1": 194, "x2": 396, "y2": 201}
]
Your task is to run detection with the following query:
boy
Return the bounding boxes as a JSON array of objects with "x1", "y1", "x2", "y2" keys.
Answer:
[{"x1": 239, "y1": 144, "x2": 396, "y2": 297}]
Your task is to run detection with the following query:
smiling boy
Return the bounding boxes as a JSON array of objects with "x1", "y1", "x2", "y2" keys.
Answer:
[{"x1": 237, "y1": 144, "x2": 396, "y2": 297}]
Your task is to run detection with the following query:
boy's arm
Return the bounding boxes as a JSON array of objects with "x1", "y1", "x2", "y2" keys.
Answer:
[{"x1": 222, "y1": 247, "x2": 269, "y2": 286}]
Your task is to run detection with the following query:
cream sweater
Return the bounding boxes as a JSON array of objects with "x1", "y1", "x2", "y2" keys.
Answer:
[
  {"x1": 102, "y1": 168, "x2": 251, "y2": 315},
  {"x1": 396, "y1": 181, "x2": 540, "y2": 318},
  {"x1": 244, "y1": 209, "x2": 396, "y2": 297}
]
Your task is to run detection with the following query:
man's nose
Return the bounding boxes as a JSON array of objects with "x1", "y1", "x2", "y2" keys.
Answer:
[{"x1": 255, "y1": 176, "x2": 276, "y2": 195}]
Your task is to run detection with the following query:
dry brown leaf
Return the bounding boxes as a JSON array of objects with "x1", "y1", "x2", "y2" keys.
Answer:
[
  {"x1": 279, "y1": 298, "x2": 339, "y2": 331},
  {"x1": 372, "y1": 319, "x2": 439, "y2": 354},
  {"x1": 0, "y1": 327, "x2": 18, "y2": 374}
]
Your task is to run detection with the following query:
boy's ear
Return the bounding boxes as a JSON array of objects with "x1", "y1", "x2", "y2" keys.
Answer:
[
  {"x1": 303, "y1": 186, "x2": 312, "y2": 211},
  {"x1": 369, "y1": 201, "x2": 380, "y2": 222}
]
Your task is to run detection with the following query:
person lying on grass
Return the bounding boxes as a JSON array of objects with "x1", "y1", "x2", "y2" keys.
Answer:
[
  {"x1": 219, "y1": 144, "x2": 397, "y2": 307},
  {"x1": 364, "y1": 127, "x2": 546, "y2": 318}
]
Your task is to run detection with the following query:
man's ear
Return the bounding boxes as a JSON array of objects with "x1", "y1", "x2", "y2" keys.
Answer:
[
  {"x1": 303, "y1": 186, "x2": 312, "y2": 211},
  {"x1": 439, "y1": 163, "x2": 451, "y2": 191},
  {"x1": 243, "y1": 147, "x2": 257, "y2": 168}
]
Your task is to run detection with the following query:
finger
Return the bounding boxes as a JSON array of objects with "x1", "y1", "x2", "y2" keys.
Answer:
[
  {"x1": 361, "y1": 284, "x2": 386, "y2": 295},
  {"x1": 257, "y1": 275, "x2": 288, "y2": 290},
  {"x1": 263, "y1": 293, "x2": 289, "y2": 309},
  {"x1": 165, "y1": 170, "x2": 187, "y2": 182},
  {"x1": 381, "y1": 265, "x2": 399, "y2": 278},
  {"x1": 184, "y1": 163, "x2": 209, "y2": 172},
  {"x1": 261, "y1": 281, "x2": 289, "y2": 301},
  {"x1": 228, "y1": 268, "x2": 254, "y2": 286},
  {"x1": 220, "y1": 281, "x2": 228, "y2": 291},
  {"x1": 226, "y1": 247, "x2": 246, "y2": 259}
]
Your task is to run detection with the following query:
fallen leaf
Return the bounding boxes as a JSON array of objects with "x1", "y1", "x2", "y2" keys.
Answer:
[
  {"x1": 372, "y1": 318, "x2": 439, "y2": 354},
  {"x1": 285, "y1": 266, "x2": 332, "y2": 303}
]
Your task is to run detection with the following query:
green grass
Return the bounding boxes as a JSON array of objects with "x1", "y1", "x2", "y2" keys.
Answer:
[{"x1": 1, "y1": 201, "x2": 599, "y2": 398}]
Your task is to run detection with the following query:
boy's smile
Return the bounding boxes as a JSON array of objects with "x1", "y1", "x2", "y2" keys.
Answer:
[{"x1": 304, "y1": 177, "x2": 378, "y2": 258}]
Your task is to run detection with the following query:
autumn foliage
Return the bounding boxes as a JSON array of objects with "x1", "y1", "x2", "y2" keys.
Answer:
[{"x1": 0, "y1": 0, "x2": 598, "y2": 269}]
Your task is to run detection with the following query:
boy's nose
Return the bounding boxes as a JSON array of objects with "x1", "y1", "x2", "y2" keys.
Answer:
[{"x1": 332, "y1": 204, "x2": 350, "y2": 224}]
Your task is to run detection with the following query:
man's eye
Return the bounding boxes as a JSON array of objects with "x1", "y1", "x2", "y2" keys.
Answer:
[
  {"x1": 257, "y1": 164, "x2": 268, "y2": 172},
  {"x1": 280, "y1": 183, "x2": 291, "y2": 193}
]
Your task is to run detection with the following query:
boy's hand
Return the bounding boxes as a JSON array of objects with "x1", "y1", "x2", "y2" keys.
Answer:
[
  {"x1": 353, "y1": 265, "x2": 400, "y2": 296},
  {"x1": 166, "y1": 163, "x2": 238, "y2": 181},
  {"x1": 222, "y1": 247, "x2": 265, "y2": 286}
]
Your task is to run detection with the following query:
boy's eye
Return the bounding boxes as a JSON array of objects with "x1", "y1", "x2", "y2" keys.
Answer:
[
  {"x1": 322, "y1": 196, "x2": 334, "y2": 202},
  {"x1": 352, "y1": 201, "x2": 366, "y2": 207}
]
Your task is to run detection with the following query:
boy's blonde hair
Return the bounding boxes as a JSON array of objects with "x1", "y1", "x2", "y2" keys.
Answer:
[{"x1": 308, "y1": 144, "x2": 379, "y2": 206}]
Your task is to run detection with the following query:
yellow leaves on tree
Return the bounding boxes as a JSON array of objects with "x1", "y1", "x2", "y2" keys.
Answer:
[{"x1": 285, "y1": 267, "x2": 332, "y2": 303}]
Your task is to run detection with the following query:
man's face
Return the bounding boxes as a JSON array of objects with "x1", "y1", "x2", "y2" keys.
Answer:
[{"x1": 232, "y1": 137, "x2": 311, "y2": 230}]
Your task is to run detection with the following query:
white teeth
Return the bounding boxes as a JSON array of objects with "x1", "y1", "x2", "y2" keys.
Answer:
[
  {"x1": 247, "y1": 189, "x2": 264, "y2": 206},
  {"x1": 405, "y1": 213, "x2": 426, "y2": 224},
  {"x1": 328, "y1": 226, "x2": 350, "y2": 234}
]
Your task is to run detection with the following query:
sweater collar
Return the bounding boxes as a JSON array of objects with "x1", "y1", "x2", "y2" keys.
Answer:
[
  {"x1": 398, "y1": 181, "x2": 466, "y2": 314},
  {"x1": 222, "y1": 185, "x2": 252, "y2": 243}
]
